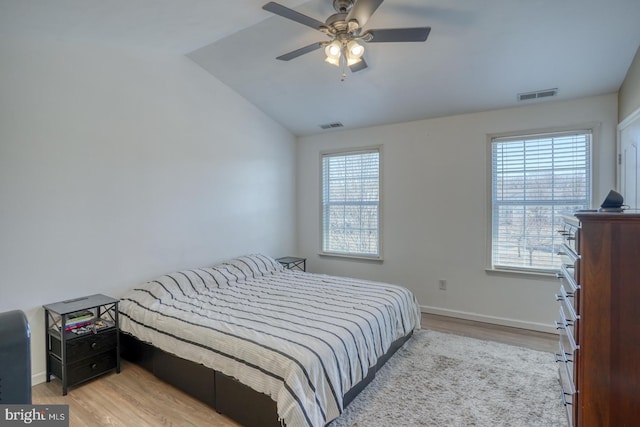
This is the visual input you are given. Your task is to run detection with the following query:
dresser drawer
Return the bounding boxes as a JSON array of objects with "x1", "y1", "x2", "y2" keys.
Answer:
[
  {"x1": 556, "y1": 339, "x2": 575, "y2": 384},
  {"x1": 558, "y1": 264, "x2": 579, "y2": 295},
  {"x1": 50, "y1": 329, "x2": 117, "y2": 362},
  {"x1": 556, "y1": 350, "x2": 575, "y2": 427},
  {"x1": 556, "y1": 306, "x2": 578, "y2": 354},
  {"x1": 50, "y1": 350, "x2": 118, "y2": 386},
  {"x1": 556, "y1": 284, "x2": 579, "y2": 324},
  {"x1": 557, "y1": 222, "x2": 579, "y2": 256}
]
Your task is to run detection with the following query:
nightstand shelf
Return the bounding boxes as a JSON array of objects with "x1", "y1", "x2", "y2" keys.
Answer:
[{"x1": 43, "y1": 294, "x2": 120, "y2": 395}]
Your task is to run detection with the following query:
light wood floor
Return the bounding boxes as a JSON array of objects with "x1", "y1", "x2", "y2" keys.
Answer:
[
  {"x1": 421, "y1": 313, "x2": 557, "y2": 353},
  {"x1": 32, "y1": 313, "x2": 557, "y2": 427}
]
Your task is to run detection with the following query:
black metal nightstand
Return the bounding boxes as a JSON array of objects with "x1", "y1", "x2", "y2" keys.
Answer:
[
  {"x1": 276, "y1": 256, "x2": 306, "y2": 272},
  {"x1": 43, "y1": 294, "x2": 120, "y2": 395}
]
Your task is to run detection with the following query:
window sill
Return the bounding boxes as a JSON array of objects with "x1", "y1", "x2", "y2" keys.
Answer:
[
  {"x1": 319, "y1": 252, "x2": 384, "y2": 263},
  {"x1": 485, "y1": 267, "x2": 558, "y2": 280}
]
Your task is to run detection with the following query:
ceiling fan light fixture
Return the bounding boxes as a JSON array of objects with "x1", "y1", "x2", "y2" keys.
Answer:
[
  {"x1": 324, "y1": 56, "x2": 340, "y2": 67},
  {"x1": 325, "y1": 41, "x2": 342, "y2": 59},
  {"x1": 346, "y1": 56, "x2": 362, "y2": 67},
  {"x1": 325, "y1": 40, "x2": 342, "y2": 67},
  {"x1": 347, "y1": 40, "x2": 364, "y2": 58}
]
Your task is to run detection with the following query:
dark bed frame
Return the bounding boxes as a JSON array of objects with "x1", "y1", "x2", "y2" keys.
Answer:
[{"x1": 120, "y1": 330, "x2": 413, "y2": 427}]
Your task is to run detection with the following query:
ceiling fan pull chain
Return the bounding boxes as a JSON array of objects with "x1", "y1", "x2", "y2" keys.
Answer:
[{"x1": 340, "y1": 51, "x2": 347, "y2": 81}]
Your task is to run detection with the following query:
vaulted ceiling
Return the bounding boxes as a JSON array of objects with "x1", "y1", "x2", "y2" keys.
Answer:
[{"x1": 2, "y1": 0, "x2": 639, "y2": 136}]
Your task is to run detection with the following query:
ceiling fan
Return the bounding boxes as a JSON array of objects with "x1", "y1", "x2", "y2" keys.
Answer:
[{"x1": 262, "y1": 0, "x2": 431, "y2": 76}]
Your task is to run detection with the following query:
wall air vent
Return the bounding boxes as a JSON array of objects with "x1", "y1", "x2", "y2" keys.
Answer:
[
  {"x1": 319, "y1": 122, "x2": 344, "y2": 130},
  {"x1": 517, "y1": 88, "x2": 558, "y2": 102}
]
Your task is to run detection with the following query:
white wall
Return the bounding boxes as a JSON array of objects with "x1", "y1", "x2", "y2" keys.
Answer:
[
  {"x1": 619, "y1": 45, "x2": 640, "y2": 122},
  {"x1": 0, "y1": 37, "x2": 296, "y2": 384},
  {"x1": 297, "y1": 93, "x2": 618, "y2": 332}
]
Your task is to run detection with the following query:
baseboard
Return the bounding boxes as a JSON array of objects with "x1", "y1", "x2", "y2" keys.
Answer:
[
  {"x1": 420, "y1": 305, "x2": 558, "y2": 335},
  {"x1": 32, "y1": 371, "x2": 47, "y2": 386}
]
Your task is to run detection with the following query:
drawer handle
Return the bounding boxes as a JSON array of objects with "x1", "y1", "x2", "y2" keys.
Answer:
[
  {"x1": 91, "y1": 342, "x2": 97, "y2": 349},
  {"x1": 555, "y1": 351, "x2": 574, "y2": 364},
  {"x1": 91, "y1": 363, "x2": 97, "y2": 370}
]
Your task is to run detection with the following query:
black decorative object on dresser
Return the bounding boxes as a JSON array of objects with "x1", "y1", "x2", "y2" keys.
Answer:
[
  {"x1": 276, "y1": 256, "x2": 306, "y2": 271},
  {"x1": 43, "y1": 294, "x2": 120, "y2": 395},
  {"x1": 555, "y1": 212, "x2": 640, "y2": 426}
]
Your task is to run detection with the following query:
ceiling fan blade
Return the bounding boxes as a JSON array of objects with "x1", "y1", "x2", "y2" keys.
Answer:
[
  {"x1": 346, "y1": 0, "x2": 384, "y2": 28},
  {"x1": 276, "y1": 42, "x2": 323, "y2": 61},
  {"x1": 365, "y1": 27, "x2": 431, "y2": 43},
  {"x1": 349, "y1": 57, "x2": 368, "y2": 73},
  {"x1": 262, "y1": 2, "x2": 325, "y2": 31}
]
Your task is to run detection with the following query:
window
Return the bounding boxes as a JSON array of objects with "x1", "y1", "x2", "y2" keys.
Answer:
[
  {"x1": 490, "y1": 130, "x2": 591, "y2": 273},
  {"x1": 321, "y1": 148, "x2": 380, "y2": 258}
]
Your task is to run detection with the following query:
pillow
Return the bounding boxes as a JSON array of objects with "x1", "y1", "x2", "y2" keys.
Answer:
[
  {"x1": 197, "y1": 265, "x2": 242, "y2": 289},
  {"x1": 221, "y1": 254, "x2": 284, "y2": 279},
  {"x1": 136, "y1": 269, "x2": 214, "y2": 300}
]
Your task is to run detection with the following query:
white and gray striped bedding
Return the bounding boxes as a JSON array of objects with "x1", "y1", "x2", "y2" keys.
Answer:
[{"x1": 119, "y1": 254, "x2": 420, "y2": 427}]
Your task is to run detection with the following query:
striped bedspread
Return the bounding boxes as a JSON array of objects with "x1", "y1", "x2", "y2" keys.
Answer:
[{"x1": 119, "y1": 254, "x2": 421, "y2": 427}]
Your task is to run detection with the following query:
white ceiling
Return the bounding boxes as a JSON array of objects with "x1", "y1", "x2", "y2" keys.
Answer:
[{"x1": 2, "y1": 0, "x2": 639, "y2": 136}]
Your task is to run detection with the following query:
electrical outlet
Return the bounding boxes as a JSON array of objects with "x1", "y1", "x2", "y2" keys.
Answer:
[{"x1": 439, "y1": 279, "x2": 447, "y2": 290}]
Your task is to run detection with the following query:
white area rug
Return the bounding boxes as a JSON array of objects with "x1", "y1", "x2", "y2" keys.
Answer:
[{"x1": 328, "y1": 329, "x2": 566, "y2": 426}]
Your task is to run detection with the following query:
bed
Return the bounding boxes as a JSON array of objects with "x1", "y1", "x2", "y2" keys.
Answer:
[{"x1": 119, "y1": 254, "x2": 420, "y2": 427}]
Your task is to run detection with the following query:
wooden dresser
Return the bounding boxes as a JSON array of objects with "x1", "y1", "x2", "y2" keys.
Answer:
[{"x1": 555, "y1": 212, "x2": 640, "y2": 427}]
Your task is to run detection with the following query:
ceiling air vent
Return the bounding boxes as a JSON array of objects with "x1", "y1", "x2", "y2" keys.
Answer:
[
  {"x1": 517, "y1": 88, "x2": 558, "y2": 102},
  {"x1": 319, "y1": 122, "x2": 344, "y2": 130}
]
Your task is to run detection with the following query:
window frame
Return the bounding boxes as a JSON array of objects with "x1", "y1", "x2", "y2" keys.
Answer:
[
  {"x1": 319, "y1": 146, "x2": 383, "y2": 261},
  {"x1": 486, "y1": 126, "x2": 595, "y2": 275}
]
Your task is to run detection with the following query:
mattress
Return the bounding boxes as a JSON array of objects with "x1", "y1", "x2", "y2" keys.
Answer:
[{"x1": 119, "y1": 254, "x2": 420, "y2": 427}]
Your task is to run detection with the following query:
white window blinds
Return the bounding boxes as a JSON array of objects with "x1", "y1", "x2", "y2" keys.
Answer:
[
  {"x1": 322, "y1": 149, "x2": 380, "y2": 258},
  {"x1": 491, "y1": 130, "x2": 591, "y2": 272}
]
